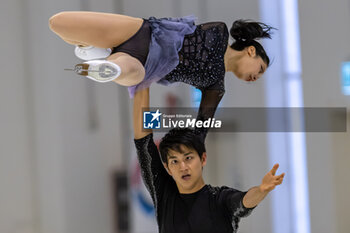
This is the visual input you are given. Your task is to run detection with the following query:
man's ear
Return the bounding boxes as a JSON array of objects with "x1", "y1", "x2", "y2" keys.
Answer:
[
  {"x1": 247, "y1": 45, "x2": 256, "y2": 57},
  {"x1": 163, "y1": 162, "x2": 172, "y2": 176},
  {"x1": 201, "y1": 152, "x2": 207, "y2": 167}
]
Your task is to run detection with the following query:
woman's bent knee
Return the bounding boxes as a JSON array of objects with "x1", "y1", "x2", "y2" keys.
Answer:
[
  {"x1": 108, "y1": 53, "x2": 145, "y2": 86},
  {"x1": 49, "y1": 12, "x2": 62, "y2": 32},
  {"x1": 48, "y1": 11, "x2": 70, "y2": 32},
  {"x1": 133, "y1": 68, "x2": 146, "y2": 84},
  {"x1": 120, "y1": 66, "x2": 145, "y2": 86},
  {"x1": 114, "y1": 64, "x2": 145, "y2": 86}
]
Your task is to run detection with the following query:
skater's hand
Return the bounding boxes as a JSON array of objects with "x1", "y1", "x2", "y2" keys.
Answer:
[
  {"x1": 259, "y1": 164, "x2": 285, "y2": 193},
  {"x1": 243, "y1": 164, "x2": 285, "y2": 208}
]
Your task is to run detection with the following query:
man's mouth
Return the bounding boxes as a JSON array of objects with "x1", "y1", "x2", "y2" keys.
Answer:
[{"x1": 182, "y1": 174, "x2": 191, "y2": 180}]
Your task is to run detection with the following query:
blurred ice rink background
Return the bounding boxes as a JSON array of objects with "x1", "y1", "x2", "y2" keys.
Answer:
[{"x1": 1, "y1": 0, "x2": 350, "y2": 232}]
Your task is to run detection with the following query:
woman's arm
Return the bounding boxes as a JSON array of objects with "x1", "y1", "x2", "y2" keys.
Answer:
[
  {"x1": 195, "y1": 88, "x2": 225, "y2": 141},
  {"x1": 133, "y1": 88, "x2": 152, "y2": 139}
]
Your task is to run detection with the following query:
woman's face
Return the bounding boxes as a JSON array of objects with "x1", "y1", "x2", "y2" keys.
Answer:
[{"x1": 233, "y1": 46, "x2": 267, "y2": 82}]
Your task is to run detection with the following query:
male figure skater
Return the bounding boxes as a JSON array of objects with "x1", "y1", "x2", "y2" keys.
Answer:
[{"x1": 133, "y1": 88, "x2": 285, "y2": 233}]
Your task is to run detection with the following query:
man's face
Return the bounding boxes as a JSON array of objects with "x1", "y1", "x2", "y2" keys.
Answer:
[{"x1": 164, "y1": 145, "x2": 207, "y2": 194}]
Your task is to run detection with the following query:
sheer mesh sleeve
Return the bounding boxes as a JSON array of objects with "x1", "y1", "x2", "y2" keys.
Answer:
[
  {"x1": 194, "y1": 78, "x2": 225, "y2": 142},
  {"x1": 134, "y1": 133, "x2": 171, "y2": 209},
  {"x1": 218, "y1": 188, "x2": 255, "y2": 232},
  {"x1": 227, "y1": 191, "x2": 255, "y2": 218},
  {"x1": 200, "y1": 21, "x2": 227, "y2": 31}
]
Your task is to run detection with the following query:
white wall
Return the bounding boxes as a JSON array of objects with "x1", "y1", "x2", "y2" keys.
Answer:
[
  {"x1": 1, "y1": 0, "x2": 129, "y2": 233},
  {"x1": 299, "y1": 1, "x2": 350, "y2": 233},
  {"x1": 0, "y1": 1, "x2": 36, "y2": 233}
]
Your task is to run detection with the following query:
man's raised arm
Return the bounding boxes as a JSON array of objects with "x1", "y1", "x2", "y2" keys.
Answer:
[{"x1": 133, "y1": 88, "x2": 152, "y2": 139}]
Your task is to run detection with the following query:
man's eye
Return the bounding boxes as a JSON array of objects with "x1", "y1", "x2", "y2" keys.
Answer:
[
  {"x1": 186, "y1": 156, "x2": 192, "y2": 160},
  {"x1": 171, "y1": 160, "x2": 177, "y2": 164}
]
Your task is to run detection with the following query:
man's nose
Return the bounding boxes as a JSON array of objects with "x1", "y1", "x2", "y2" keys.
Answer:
[{"x1": 179, "y1": 161, "x2": 187, "y2": 170}]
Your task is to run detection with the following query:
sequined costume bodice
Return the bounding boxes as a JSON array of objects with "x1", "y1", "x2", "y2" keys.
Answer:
[
  {"x1": 161, "y1": 22, "x2": 229, "y2": 92},
  {"x1": 159, "y1": 22, "x2": 229, "y2": 138}
]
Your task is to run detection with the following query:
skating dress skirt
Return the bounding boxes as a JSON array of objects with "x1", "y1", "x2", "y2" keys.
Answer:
[{"x1": 127, "y1": 15, "x2": 197, "y2": 98}]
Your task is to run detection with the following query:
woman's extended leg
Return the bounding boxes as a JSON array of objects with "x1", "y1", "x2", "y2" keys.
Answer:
[
  {"x1": 49, "y1": 11, "x2": 143, "y2": 48},
  {"x1": 60, "y1": 37, "x2": 89, "y2": 46}
]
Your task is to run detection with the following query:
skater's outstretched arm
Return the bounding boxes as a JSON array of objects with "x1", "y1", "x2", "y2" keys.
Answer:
[
  {"x1": 221, "y1": 164, "x2": 284, "y2": 222},
  {"x1": 242, "y1": 164, "x2": 285, "y2": 209}
]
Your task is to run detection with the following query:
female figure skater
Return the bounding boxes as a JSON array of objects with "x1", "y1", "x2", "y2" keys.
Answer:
[{"x1": 49, "y1": 11, "x2": 273, "y2": 138}]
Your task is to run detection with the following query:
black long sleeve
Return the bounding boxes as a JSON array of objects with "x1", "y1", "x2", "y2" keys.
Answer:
[
  {"x1": 134, "y1": 133, "x2": 173, "y2": 221},
  {"x1": 195, "y1": 80, "x2": 225, "y2": 141}
]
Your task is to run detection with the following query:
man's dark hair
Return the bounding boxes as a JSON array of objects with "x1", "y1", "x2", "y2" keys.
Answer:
[{"x1": 159, "y1": 128, "x2": 206, "y2": 164}]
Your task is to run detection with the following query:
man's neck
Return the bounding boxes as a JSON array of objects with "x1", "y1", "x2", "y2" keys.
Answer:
[{"x1": 178, "y1": 179, "x2": 206, "y2": 194}]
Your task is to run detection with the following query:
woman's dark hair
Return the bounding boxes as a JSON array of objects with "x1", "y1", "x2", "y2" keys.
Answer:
[
  {"x1": 159, "y1": 128, "x2": 206, "y2": 164},
  {"x1": 230, "y1": 20, "x2": 275, "y2": 66}
]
